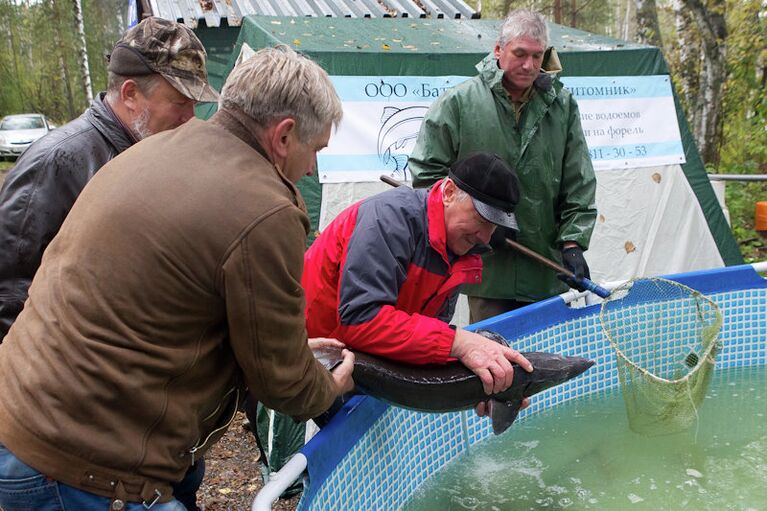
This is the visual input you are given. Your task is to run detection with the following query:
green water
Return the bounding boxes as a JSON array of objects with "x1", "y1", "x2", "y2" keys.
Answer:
[{"x1": 404, "y1": 365, "x2": 767, "y2": 511}]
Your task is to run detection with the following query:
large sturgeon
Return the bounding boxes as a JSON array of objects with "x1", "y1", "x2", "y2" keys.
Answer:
[{"x1": 313, "y1": 330, "x2": 595, "y2": 435}]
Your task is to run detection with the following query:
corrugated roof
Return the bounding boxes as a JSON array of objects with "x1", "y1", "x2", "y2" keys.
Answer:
[{"x1": 146, "y1": 0, "x2": 479, "y2": 28}]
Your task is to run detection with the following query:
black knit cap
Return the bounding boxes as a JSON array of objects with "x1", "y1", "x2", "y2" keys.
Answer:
[{"x1": 448, "y1": 152, "x2": 521, "y2": 230}]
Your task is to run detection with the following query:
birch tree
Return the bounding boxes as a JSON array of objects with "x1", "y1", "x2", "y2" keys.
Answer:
[
  {"x1": 674, "y1": 0, "x2": 727, "y2": 165},
  {"x1": 72, "y1": 0, "x2": 93, "y2": 104}
]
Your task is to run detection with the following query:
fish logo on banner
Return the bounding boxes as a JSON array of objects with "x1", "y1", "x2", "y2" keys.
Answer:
[{"x1": 377, "y1": 106, "x2": 428, "y2": 181}]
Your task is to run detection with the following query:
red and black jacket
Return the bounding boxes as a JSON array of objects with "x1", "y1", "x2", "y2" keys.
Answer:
[{"x1": 303, "y1": 180, "x2": 482, "y2": 364}]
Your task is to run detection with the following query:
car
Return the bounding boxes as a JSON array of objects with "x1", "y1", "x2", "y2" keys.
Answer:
[{"x1": 0, "y1": 113, "x2": 54, "y2": 160}]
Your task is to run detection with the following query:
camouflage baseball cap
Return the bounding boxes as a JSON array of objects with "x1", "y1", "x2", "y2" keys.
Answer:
[{"x1": 107, "y1": 17, "x2": 219, "y2": 103}]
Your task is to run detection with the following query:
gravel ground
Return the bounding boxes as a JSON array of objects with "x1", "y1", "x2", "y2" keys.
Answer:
[{"x1": 198, "y1": 413, "x2": 300, "y2": 511}]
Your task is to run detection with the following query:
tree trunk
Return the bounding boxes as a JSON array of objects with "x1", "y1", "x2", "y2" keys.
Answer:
[
  {"x1": 672, "y1": 0, "x2": 698, "y2": 108},
  {"x1": 622, "y1": 0, "x2": 631, "y2": 40},
  {"x1": 569, "y1": 0, "x2": 577, "y2": 28},
  {"x1": 71, "y1": 0, "x2": 93, "y2": 105},
  {"x1": 553, "y1": 0, "x2": 562, "y2": 24},
  {"x1": 505, "y1": 0, "x2": 514, "y2": 17},
  {"x1": 677, "y1": 0, "x2": 727, "y2": 165},
  {"x1": 5, "y1": 3, "x2": 26, "y2": 109},
  {"x1": 51, "y1": 0, "x2": 76, "y2": 119},
  {"x1": 635, "y1": 0, "x2": 662, "y2": 47}
]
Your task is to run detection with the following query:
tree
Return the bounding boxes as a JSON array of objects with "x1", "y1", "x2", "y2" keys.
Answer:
[
  {"x1": 635, "y1": 0, "x2": 662, "y2": 46},
  {"x1": 51, "y1": 0, "x2": 76, "y2": 118},
  {"x1": 72, "y1": 0, "x2": 93, "y2": 104},
  {"x1": 719, "y1": 0, "x2": 767, "y2": 172},
  {"x1": 677, "y1": 0, "x2": 727, "y2": 165}
]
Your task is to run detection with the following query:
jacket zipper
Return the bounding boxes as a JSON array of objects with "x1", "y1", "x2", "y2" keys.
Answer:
[{"x1": 187, "y1": 387, "x2": 240, "y2": 464}]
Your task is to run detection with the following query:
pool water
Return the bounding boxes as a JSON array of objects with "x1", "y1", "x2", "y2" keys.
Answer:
[{"x1": 404, "y1": 365, "x2": 767, "y2": 511}]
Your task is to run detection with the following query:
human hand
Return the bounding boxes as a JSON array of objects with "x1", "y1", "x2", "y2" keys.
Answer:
[
  {"x1": 308, "y1": 337, "x2": 346, "y2": 350},
  {"x1": 558, "y1": 245, "x2": 591, "y2": 291},
  {"x1": 450, "y1": 329, "x2": 533, "y2": 395},
  {"x1": 330, "y1": 348, "x2": 355, "y2": 395},
  {"x1": 474, "y1": 398, "x2": 530, "y2": 417}
]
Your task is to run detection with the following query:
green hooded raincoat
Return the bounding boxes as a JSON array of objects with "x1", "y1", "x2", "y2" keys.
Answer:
[{"x1": 408, "y1": 52, "x2": 597, "y2": 302}]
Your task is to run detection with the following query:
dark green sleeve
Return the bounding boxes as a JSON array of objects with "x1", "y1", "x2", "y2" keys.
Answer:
[
  {"x1": 408, "y1": 94, "x2": 461, "y2": 188},
  {"x1": 557, "y1": 93, "x2": 597, "y2": 249}
]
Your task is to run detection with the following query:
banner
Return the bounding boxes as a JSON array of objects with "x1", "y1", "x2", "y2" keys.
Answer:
[
  {"x1": 561, "y1": 75, "x2": 686, "y2": 170},
  {"x1": 318, "y1": 76, "x2": 469, "y2": 183},
  {"x1": 318, "y1": 74, "x2": 685, "y2": 183}
]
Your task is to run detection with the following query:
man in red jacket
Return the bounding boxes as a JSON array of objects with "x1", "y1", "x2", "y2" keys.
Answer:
[
  {"x1": 253, "y1": 153, "x2": 533, "y2": 493},
  {"x1": 303, "y1": 152, "x2": 532, "y2": 395}
]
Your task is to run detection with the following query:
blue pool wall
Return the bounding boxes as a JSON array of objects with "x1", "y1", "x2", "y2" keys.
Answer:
[{"x1": 297, "y1": 265, "x2": 767, "y2": 510}]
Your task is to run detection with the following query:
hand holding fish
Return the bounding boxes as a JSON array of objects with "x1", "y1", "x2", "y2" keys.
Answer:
[
  {"x1": 450, "y1": 329, "x2": 534, "y2": 395},
  {"x1": 308, "y1": 337, "x2": 346, "y2": 350},
  {"x1": 330, "y1": 350, "x2": 355, "y2": 395}
]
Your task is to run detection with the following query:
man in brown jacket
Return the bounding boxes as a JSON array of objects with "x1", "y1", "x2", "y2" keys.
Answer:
[{"x1": 0, "y1": 45, "x2": 354, "y2": 511}]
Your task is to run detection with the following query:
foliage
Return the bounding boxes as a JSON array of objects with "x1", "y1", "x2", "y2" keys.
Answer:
[
  {"x1": 465, "y1": 0, "x2": 617, "y2": 33},
  {"x1": 0, "y1": 0, "x2": 127, "y2": 124},
  {"x1": 714, "y1": 0, "x2": 766, "y2": 263},
  {"x1": 723, "y1": 180, "x2": 767, "y2": 263},
  {"x1": 719, "y1": 0, "x2": 767, "y2": 173}
]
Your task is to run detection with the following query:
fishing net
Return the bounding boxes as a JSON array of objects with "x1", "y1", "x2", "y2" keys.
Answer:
[{"x1": 600, "y1": 278, "x2": 723, "y2": 436}]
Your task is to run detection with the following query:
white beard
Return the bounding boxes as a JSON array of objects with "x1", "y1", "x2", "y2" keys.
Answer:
[{"x1": 131, "y1": 107, "x2": 153, "y2": 140}]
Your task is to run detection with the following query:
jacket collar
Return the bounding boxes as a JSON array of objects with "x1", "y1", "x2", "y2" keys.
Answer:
[
  {"x1": 427, "y1": 180, "x2": 484, "y2": 278},
  {"x1": 475, "y1": 51, "x2": 562, "y2": 106},
  {"x1": 87, "y1": 92, "x2": 135, "y2": 154},
  {"x1": 209, "y1": 106, "x2": 308, "y2": 216},
  {"x1": 426, "y1": 180, "x2": 482, "y2": 263},
  {"x1": 210, "y1": 106, "x2": 271, "y2": 160}
]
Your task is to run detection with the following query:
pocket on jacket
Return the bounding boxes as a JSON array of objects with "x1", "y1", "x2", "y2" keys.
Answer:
[{"x1": 187, "y1": 387, "x2": 241, "y2": 460}]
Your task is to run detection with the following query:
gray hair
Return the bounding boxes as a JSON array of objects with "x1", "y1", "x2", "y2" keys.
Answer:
[
  {"x1": 105, "y1": 72, "x2": 163, "y2": 103},
  {"x1": 441, "y1": 178, "x2": 470, "y2": 201},
  {"x1": 498, "y1": 9, "x2": 549, "y2": 49},
  {"x1": 219, "y1": 45, "x2": 343, "y2": 142}
]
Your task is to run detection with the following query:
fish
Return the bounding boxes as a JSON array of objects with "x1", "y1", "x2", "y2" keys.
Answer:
[
  {"x1": 376, "y1": 105, "x2": 428, "y2": 179},
  {"x1": 313, "y1": 330, "x2": 595, "y2": 435}
]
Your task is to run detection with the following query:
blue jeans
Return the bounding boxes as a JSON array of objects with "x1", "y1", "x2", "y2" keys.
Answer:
[{"x1": 0, "y1": 443, "x2": 187, "y2": 511}]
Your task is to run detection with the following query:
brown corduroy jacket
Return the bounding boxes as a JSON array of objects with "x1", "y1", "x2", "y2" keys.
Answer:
[{"x1": 0, "y1": 109, "x2": 336, "y2": 504}]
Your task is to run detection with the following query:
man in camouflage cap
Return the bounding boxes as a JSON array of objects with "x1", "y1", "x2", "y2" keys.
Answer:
[
  {"x1": 0, "y1": 15, "x2": 216, "y2": 511},
  {"x1": 108, "y1": 16, "x2": 219, "y2": 104}
]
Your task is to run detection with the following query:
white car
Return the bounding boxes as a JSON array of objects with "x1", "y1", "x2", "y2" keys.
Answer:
[{"x1": 0, "y1": 114, "x2": 54, "y2": 160}]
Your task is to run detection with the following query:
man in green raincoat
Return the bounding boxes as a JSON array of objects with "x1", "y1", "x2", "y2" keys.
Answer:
[{"x1": 408, "y1": 8, "x2": 597, "y2": 322}]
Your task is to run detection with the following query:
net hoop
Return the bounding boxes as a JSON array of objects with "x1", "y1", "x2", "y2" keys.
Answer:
[{"x1": 599, "y1": 277, "x2": 723, "y2": 386}]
